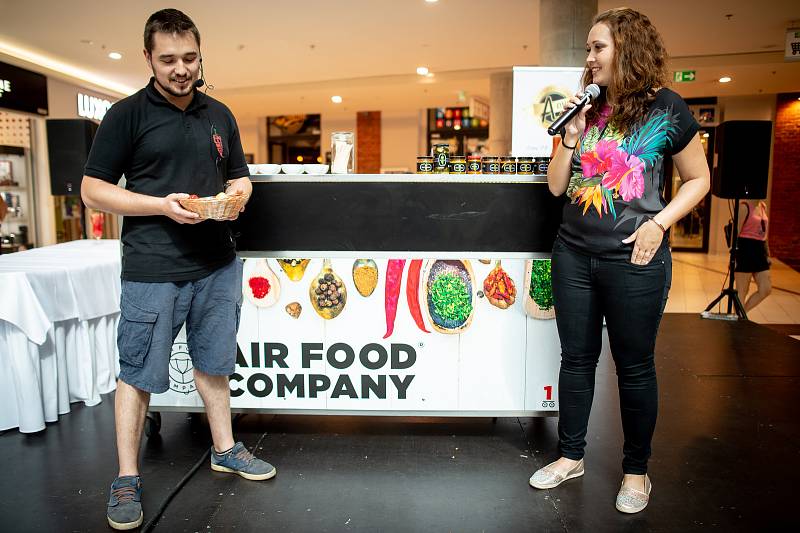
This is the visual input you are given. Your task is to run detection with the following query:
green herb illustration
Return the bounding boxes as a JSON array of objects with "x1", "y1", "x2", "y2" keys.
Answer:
[
  {"x1": 431, "y1": 273, "x2": 473, "y2": 322},
  {"x1": 529, "y1": 260, "x2": 553, "y2": 311}
]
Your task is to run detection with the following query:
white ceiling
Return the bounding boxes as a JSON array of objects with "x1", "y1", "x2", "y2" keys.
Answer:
[{"x1": 1, "y1": 0, "x2": 799, "y2": 120}]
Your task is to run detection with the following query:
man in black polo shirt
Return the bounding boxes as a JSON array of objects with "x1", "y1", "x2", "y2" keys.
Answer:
[{"x1": 81, "y1": 9, "x2": 275, "y2": 530}]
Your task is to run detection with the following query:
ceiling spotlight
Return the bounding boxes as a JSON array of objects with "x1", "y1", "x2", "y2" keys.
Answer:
[
  {"x1": 425, "y1": 0, "x2": 439, "y2": 3},
  {"x1": 331, "y1": 95, "x2": 343, "y2": 104},
  {"x1": 718, "y1": 76, "x2": 732, "y2": 83},
  {"x1": 108, "y1": 52, "x2": 122, "y2": 60},
  {"x1": 416, "y1": 66, "x2": 429, "y2": 76}
]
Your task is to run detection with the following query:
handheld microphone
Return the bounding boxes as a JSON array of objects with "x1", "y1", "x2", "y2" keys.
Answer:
[
  {"x1": 547, "y1": 84, "x2": 601, "y2": 136},
  {"x1": 194, "y1": 56, "x2": 205, "y2": 88}
]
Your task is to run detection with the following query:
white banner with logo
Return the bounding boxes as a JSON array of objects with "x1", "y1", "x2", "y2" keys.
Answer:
[
  {"x1": 511, "y1": 66, "x2": 584, "y2": 158},
  {"x1": 150, "y1": 257, "x2": 561, "y2": 415}
]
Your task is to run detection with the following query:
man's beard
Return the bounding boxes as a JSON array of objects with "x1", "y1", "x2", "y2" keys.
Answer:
[{"x1": 153, "y1": 71, "x2": 193, "y2": 98}]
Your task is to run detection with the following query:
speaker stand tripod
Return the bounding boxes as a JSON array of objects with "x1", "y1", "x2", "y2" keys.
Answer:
[{"x1": 702, "y1": 197, "x2": 748, "y2": 321}]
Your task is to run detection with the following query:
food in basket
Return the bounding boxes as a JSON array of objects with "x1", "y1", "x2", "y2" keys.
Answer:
[{"x1": 179, "y1": 190, "x2": 247, "y2": 220}]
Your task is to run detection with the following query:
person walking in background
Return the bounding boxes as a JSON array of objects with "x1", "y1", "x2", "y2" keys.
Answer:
[
  {"x1": 735, "y1": 200, "x2": 772, "y2": 312},
  {"x1": 529, "y1": 7, "x2": 710, "y2": 513}
]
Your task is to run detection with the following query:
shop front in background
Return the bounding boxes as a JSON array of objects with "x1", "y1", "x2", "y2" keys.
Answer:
[
  {"x1": 663, "y1": 99, "x2": 719, "y2": 252},
  {"x1": 267, "y1": 114, "x2": 322, "y2": 164},
  {"x1": 0, "y1": 60, "x2": 48, "y2": 253},
  {"x1": 426, "y1": 106, "x2": 489, "y2": 158}
]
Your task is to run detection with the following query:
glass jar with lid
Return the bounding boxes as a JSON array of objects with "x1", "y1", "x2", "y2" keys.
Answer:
[
  {"x1": 331, "y1": 132, "x2": 355, "y2": 174},
  {"x1": 517, "y1": 156, "x2": 535, "y2": 175},
  {"x1": 467, "y1": 155, "x2": 482, "y2": 174},
  {"x1": 481, "y1": 156, "x2": 500, "y2": 174},
  {"x1": 449, "y1": 156, "x2": 467, "y2": 174},
  {"x1": 499, "y1": 156, "x2": 517, "y2": 175}
]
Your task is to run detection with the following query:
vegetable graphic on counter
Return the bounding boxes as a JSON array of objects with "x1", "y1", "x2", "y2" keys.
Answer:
[
  {"x1": 483, "y1": 260, "x2": 516, "y2": 309},
  {"x1": 242, "y1": 259, "x2": 281, "y2": 308},
  {"x1": 422, "y1": 260, "x2": 476, "y2": 334},
  {"x1": 309, "y1": 259, "x2": 347, "y2": 319},
  {"x1": 285, "y1": 302, "x2": 302, "y2": 319},
  {"x1": 352, "y1": 259, "x2": 379, "y2": 297},
  {"x1": 523, "y1": 259, "x2": 555, "y2": 319},
  {"x1": 382, "y1": 259, "x2": 406, "y2": 338},
  {"x1": 277, "y1": 259, "x2": 310, "y2": 281},
  {"x1": 406, "y1": 259, "x2": 430, "y2": 333}
]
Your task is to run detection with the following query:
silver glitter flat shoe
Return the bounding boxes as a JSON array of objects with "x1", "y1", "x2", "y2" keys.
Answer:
[
  {"x1": 615, "y1": 475, "x2": 652, "y2": 513},
  {"x1": 529, "y1": 458, "x2": 584, "y2": 489}
]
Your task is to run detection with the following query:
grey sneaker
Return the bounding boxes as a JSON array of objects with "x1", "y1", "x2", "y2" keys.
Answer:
[
  {"x1": 106, "y1": 475, "x2": 143, "y2": 530},
  {"x1": 211, "y1": 442, "x2": 277, "y2": 481}
]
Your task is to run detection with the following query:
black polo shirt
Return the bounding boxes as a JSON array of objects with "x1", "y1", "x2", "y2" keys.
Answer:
[{"x1": 85, "y1": 78, "x2": 249, "y2": 282}]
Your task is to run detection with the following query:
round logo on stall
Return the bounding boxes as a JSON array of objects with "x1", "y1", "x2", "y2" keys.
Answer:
[
  {"x1": 532, "y1": 86, "x2": 572, "y2": 129},
  {"x1": 168, "y1": 342, "x2": 196, "y2": 395}
]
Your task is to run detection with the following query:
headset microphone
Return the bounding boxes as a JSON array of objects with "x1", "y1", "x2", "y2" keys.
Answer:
[{"x1": 194, "y1": 55, "x2": 205, "y2": 89}]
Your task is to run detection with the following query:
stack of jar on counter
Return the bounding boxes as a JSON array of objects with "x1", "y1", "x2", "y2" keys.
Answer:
[{"x1": 417, "y1": 143, "x2": 550, "y2": 175}]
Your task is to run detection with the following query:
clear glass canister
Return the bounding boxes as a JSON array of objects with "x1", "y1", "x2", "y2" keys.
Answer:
[{"x1": 331, "y1": 132, "x2": 355, "y2": 174}]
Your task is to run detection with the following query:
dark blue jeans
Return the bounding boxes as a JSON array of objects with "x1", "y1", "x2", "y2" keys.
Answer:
[{"x1": 551, "y1": 237, "x2": 672, "y2": 474}]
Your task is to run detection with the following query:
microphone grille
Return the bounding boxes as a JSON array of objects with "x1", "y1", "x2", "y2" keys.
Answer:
[{"x1": 585, "y1": 84, "x2": 601, "y2": 100}]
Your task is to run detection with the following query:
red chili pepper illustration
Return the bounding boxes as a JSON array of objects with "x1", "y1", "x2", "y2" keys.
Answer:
[
  {"x1": 382, "y1": 259, "x2": 406, "y2": 339},
  {"x1": 406, "y1": 259, "x2": 430, "y2": 333},
  {"x1": 213, "y1": 133, "x2": 224, "y2": 158}
]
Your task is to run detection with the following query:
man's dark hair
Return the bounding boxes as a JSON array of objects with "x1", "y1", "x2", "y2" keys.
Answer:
[{"x1": 143, "y1": 9, "x2": 200, "y2": 54}]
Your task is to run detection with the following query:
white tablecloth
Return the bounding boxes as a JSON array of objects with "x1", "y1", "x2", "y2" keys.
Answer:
[{"x1": 0, "y1": 240, "x2": 122, "y2": 432}]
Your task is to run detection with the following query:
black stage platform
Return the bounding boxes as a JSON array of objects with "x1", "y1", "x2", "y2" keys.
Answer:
[{"x1": 2, "y1": 314, "x2": 798, "y2": 532}]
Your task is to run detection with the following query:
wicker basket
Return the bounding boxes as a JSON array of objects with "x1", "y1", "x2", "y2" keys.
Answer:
[{"x1": 179, "y1": 193, "x2": 247, "y2": 220}]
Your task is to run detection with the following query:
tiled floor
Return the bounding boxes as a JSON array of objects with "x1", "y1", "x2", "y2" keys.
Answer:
[{"x1": 669, "y1": 252, "x2": 800, "y2": 337}]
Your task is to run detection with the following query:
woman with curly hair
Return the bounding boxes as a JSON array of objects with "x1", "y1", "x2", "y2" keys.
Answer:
[{"x1": 528, "y1": 8, "x2": 710, "y2": 513}]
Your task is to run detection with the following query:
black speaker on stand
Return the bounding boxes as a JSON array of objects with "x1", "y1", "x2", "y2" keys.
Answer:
[
  {"x1": 46, "y1": 119, "x2": 99, "y2": 239},
  {"x1": 703, "y1": 120, "x2": 772, "y2": 321}
]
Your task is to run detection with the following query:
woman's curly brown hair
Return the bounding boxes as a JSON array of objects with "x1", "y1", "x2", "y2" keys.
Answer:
[{"x1": 583, "y1": 8, "x2": 669, "y2": 135}]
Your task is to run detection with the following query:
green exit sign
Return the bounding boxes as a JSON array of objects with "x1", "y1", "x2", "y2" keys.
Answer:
[{"x1": 674, "y1": 70, "x2": 696, "y2": 82}]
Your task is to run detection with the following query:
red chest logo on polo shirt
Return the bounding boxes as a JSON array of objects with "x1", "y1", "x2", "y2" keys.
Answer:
[{"x1": 211, "y1": 126, "x2": 224, "y2": 158}]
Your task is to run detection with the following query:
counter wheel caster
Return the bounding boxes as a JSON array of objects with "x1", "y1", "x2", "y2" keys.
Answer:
[{"x1": 144, "y1": 411, "x2": 161, "y2": 437}]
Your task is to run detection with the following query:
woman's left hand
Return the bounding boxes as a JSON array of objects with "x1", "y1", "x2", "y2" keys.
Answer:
[{"x1": 622, "y1": 220, "x2": 664, "y2": 265}]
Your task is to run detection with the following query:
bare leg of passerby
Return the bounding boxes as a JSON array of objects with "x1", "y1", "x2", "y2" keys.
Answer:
[
  {"x1": 115, "y1": 380, "x2": 150, "y2": 476},
  {"x1": 745, "y1": 270, "x2": 772, "y2": 312},
  {"x1": 194, "y1": 368, "x2": 235, "y2": 453},
  {"x1": 734, "y1": 272, "x2": 752, "y2": 307}
]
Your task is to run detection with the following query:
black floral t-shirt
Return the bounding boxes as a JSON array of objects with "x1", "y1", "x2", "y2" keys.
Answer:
[{"x1": 557, "y1": 88, "x2": 699, "y2": 259}]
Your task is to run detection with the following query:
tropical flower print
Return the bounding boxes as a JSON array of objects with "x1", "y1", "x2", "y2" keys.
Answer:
[
  {"x1": 580, "y1": 139, "x2": 617, "y2": 177},
  {"x1": 605, "y1": 150, "x2": 644, "y2": 202},
  {"x1": 568, "y1": 106, "x2": 678, "y2": 218}
]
